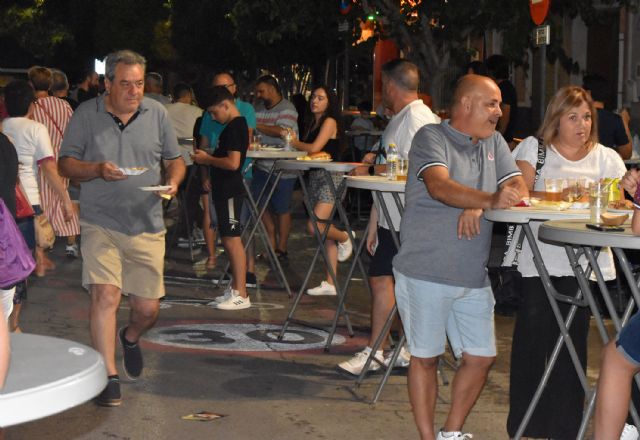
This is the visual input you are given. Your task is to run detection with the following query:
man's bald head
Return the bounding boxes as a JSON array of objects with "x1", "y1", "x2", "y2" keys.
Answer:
[
  {"x1": 450, "y1": 74, "x2": 503, "y2": 142},
  {"x1": 451, "y1": 74, "x2": 499, "y2": 110},
  {"x1": 212, "y1": 72, "x2": 237, "y2": 97}
]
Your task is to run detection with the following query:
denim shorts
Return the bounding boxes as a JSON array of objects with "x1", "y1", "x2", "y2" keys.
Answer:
[
  {"x1": 16, "y1": 205, "x2": 42, "y2": 250},
  {"x1": 617, "y1": 312, "x2": 640, "y2": 367},
  {"x1": 250, "y1": 167, "x2": 296, "y2": 215},
  {"x1": 393, "y1": 269, "x2": 496, "y2": 359}
]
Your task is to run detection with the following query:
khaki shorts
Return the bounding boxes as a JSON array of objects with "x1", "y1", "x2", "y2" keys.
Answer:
[{"x1": 80, "y1": 222, "x2": 166, "y2": 299}]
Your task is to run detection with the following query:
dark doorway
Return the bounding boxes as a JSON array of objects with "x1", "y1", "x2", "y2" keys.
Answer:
[{"x1": 587, "y1": 10, "x2": 620, "y2": 110}]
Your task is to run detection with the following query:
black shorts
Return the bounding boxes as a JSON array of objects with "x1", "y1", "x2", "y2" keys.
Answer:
[
  {"x1": 368, "y1": 227, "x2": 398, "y2": 277},
  {"x1": 213, "y1": 195, "x2": 244, "y2": 237}
]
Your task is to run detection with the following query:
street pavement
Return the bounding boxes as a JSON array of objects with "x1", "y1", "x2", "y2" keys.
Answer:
[{"x1": 3, "y1": 207, "x2": 607, "y2": 439}]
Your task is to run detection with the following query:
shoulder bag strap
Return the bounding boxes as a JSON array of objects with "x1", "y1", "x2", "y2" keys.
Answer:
[
  {"x1": 512, "y1": 138, "x2": 547, "y2": 259},
  {"x1": 34, "y1": 100, "x2": 65, "y2": 138}
]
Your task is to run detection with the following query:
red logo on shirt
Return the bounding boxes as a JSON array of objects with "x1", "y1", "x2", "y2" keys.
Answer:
[{"x1": 488, "y1": 152, "x2": 494, "y2": 161}]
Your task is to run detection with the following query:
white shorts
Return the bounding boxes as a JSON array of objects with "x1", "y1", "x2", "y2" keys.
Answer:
[
  {"x1": 0, "y1": 288, "x2": 15, "y2": 321},
  {"x1": 393, "y1": 269, "x2": 496, "y2": 359}
]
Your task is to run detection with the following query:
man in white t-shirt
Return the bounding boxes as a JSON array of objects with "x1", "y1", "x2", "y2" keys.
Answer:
[
  {"x1": 166, "y1": 83, "x2": 204, "y2": 242},
  {"x1": 166, "y1": 83, "x2": 202, "y2": 165},
  {"x1": 339, "y1": 59, "x2": 439, "y2": 375}
]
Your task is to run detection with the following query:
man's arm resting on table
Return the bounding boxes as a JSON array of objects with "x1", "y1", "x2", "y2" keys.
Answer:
[
  {"x1": 256, "y1": 124, "x2": 284, "y2": 138},
  {"x1": 422, "y1": 166, "x2": 527, "y2": 210}
]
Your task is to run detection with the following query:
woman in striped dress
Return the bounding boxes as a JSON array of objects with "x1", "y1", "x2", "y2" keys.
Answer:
[{"x1": 29, "y1": 67, "x2": 80, "y2": 262}]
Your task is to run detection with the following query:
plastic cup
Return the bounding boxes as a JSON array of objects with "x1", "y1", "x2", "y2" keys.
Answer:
[
  {"x1": 397, "y1": 158, "x2": 408, "y2": 181},
  {"x1": 589, "y1": 182, "x2": 609, "y2": 223}
]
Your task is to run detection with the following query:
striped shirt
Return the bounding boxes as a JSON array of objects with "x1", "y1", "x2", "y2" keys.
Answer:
[
  {"x1": 254, "y1": 98, "x2": 298, "y2": 175},
  {"x1": 32, "y1": 96, "x2": 79, "y2": 237}
]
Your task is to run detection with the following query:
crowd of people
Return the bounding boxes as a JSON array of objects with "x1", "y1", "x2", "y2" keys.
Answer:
[{"x1": 1, "y1": 47, "x2": 640, "y2": 440}]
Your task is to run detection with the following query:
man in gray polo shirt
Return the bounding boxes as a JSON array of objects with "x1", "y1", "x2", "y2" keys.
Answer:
[
  {"x1": 392, "y1": 75, "x2": 527, "y2": 440},
  {"x1": 59, "y1": 50, "x2": 185, "y2": 407}
]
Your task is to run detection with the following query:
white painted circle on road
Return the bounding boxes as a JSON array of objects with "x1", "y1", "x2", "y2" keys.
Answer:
[{"x1": 145, "y1": 323, "x2": 345, "y2": 352}]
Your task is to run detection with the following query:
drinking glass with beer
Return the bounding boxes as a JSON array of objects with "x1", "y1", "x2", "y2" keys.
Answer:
[{"x1": 544, "y1": 178, "x2": 564, "y2": 201}]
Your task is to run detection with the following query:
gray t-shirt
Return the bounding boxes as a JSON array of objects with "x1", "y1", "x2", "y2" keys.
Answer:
[
  {"x1": 254, "y1": 98, "x2": 298, "y2": 176},
  {"x1": 60, "y1": 96, "x2": 181, "y2": 235},
  {"x1": 393, "y1": 121, "x2": 522, "y2": 288}
]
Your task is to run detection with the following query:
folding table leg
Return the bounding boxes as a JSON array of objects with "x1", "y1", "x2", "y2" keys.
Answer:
[
  {"x1": 278, "y1": 170, "x2": 353, "y2": 340},
  {"x1": 355, "y1": 304, "x2": 397, "y2": 388},
  {"x1": 324, "y1": 219, "x2": 371, "y2": 351},
  {"x1": 514, "y1": 228, "x2": 593, "y2": 439}
]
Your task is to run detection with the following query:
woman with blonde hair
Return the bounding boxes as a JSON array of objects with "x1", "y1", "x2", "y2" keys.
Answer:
[{"x1": 506, "y1": 86, "x2": 626, "y2": 439}]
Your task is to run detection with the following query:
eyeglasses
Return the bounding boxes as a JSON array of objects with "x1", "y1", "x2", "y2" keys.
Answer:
[{"x1": 221, "y1": 83, "x2": 235, "y2": 89}]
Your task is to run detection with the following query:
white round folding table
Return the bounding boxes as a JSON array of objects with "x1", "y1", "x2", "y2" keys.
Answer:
[{"x1": 0, "y1": 333, "x2": 106, "y2": 427}]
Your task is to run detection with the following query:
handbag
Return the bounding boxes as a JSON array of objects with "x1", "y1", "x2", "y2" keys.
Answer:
[
  {"x1": 15, "y1": 179, "x2": 35, "y2": 219},
  {"x1": 34, "y1": 213, "x2": 55, "y2": 249},
  {"x1": 0, "y1": 199, "x2": 36, "y2": 288},
  {"x1": 491, "y1": 139, "x2": 545, "y2": 316}
]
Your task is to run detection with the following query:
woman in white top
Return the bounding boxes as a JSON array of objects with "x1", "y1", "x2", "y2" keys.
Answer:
[
  {"x1": 2, "y1": 80, "x2": 73, "y2": 331},
  {"x1": 506, "y1": 86, "x2": 626, "y2": 439}
]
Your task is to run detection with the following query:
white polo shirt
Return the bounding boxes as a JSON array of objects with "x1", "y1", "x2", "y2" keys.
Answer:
[{"x1": 376, "y1": 99, "x2": 439, "y2": 231}]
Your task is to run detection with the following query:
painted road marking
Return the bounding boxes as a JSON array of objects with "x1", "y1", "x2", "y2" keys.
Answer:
[{"x1": 146, "y1": 323, "x2": 345, "y2": 352}]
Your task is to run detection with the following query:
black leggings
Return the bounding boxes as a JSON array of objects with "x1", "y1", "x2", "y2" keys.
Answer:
[{"x1": 507, "y1": 276, "x2": 590, "y2": 439}]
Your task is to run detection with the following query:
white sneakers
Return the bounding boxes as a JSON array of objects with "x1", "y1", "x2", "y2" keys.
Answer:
[
  {"x1": 208, "y1": 286, "x2": 233, "y2": 305},
  {"x1": 306, "y1": 281, "x2": 337, "y2": 296},
  {"x1": 621, "y1": 424, "x2": 640, "y2": 440},
  {"x1": 436, "y1": 431, "x2": 473, "y2": 440},
  {"x1": 338, "y1": 348, "x2": 384, "y2": 375},
  {"x1": 383, "y1": 345, "x2": 411, "y2": 368},
  {"x1": 208, "y1": 288, "x2": 251, "y2": 310},
  {"x1": 338, "y1": 346, "x2": 411, "y2": 376},
  {"x1": 337, "y1": 232, "x2": 355, "y2": 262}
]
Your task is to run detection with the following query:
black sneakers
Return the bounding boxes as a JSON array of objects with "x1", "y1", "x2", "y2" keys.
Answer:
[
  {"x1": 246, "y1": 272, "x2": 257, "y2": 288},
  {"x1": 119, "y1": 327, "x2": 143, "y2": 380},
  {"x1": 96, "y1": 375, "x2": 122, "y2": 407}
]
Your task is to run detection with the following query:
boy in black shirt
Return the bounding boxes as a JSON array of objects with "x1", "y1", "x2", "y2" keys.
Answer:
[{"x1": 192, "y1": 86, "x2": 250, "y2": 310}]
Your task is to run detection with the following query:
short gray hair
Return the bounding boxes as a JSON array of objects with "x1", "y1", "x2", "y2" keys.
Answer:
[
  {"x1": 381, "y1": 59, "x2": 419, "y2": 92},
  {"x1": 50, "y1": 69, "x2": 69, "y2": 93},
  {"x1": 104, "y1": 50, "x2": 146, "y2": 82}
]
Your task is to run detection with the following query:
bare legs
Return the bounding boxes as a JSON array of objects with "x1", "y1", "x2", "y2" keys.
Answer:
[
  {"x1": 262, "y1": 210, "x2": 292, "y2": 254},
  {"x1": 201, "y1": 194, "x2": 216, "y2": 267},
  {"x1": 368, "y1": 275, "x2": 396, "y2": 349},
  {"x1": 595, "y1": 341, "x2": 640, "y2": 439},
  {"x1": 307, "y1": 202, "x2": 348, "y2": 285},
  {"x1": 408, "y1": 353, "x2": 494, "y2": 440},
  {"x1": 221, "y1": 236, "x2": 247, "y2": 298},
  {"x1": 89, "y1": 284, "x2": 159, "y2": 376}
]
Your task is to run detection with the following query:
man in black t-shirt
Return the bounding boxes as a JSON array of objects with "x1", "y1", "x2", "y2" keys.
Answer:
[
  {"x1": 192, "y1": 86, "x2": 250, "y2": 311},
  {"x1": 583, "y1": 74, "x2": 632, "y2": 159},
  {"x1": 487, "y1": 55, "x2": 519, "y2": 147}
]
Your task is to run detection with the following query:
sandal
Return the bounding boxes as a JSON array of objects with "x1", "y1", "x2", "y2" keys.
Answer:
[{"x1": 275, "y1": 249, "x2": 288, "y2": 261}]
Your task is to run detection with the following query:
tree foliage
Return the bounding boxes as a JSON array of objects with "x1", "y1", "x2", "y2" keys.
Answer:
[{"x1": 360, "y1": 0, "x2": 639, "y2": 106}]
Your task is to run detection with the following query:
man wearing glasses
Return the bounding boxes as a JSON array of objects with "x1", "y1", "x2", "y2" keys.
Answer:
[{"x1": 59, "y1": 49, "x2": 185, "y2": 407}]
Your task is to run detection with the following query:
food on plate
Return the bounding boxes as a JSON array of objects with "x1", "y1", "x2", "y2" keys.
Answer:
[
  {"x1": 600, "y1": 212, "x2": 629, "y2": 226},
  {"x1": 608, "y1": 199, "x2": 633, "y2": 210},
  {"x1": 297, "y1": 151, "x2": 332, "y2": 161},
  {"x1": 528, "y1": 199, "x2": 572, "y2": 210}
]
